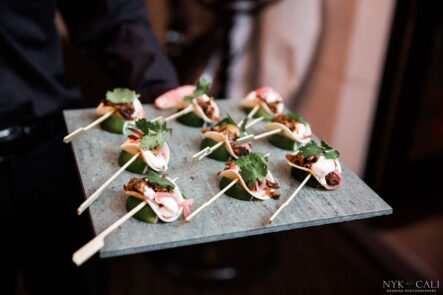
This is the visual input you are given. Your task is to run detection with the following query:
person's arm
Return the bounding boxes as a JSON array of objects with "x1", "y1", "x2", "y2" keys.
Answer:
[{"x1": 58, "y1": 0, "x2": 179, "y2": 102}]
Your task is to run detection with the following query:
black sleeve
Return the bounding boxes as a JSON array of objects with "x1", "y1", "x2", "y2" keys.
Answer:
[{"x1": 58, "y1": 0, "x2": 179, "y2": 102}]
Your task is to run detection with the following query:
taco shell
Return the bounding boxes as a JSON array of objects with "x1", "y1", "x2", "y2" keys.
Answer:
[
  {"x1": 121, "y1": 140, "x2": 170, "y2": 172},
  {"x1": 125, "y1": 177, "x2": 184, "y2": 222},
  {"x1": 264, "y1": 122, "x2": 312, "y2": 144},
  {"x1": 219, "y1": 169, "x2": 275, "y2": 200}
]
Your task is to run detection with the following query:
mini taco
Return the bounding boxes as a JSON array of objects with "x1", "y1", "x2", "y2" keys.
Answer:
[
  {"x1": 286, "y1": 139, "x2": 343, "y2": 190},
  {"x1": 176, "y1": 78, "x2": 220, "y2": 127},
  {"x1": 241, "y1": 87, "x2": 284, "y2": 120},
  {"x1": 119, "y1": 119, "x2": 171, "y2": 174},
  {"x1": 124, "y1": 171, "x2": 194, "y2": 223},
  {"x1": 200, "y1": 114, "x2": 252, "y2": 161},
  {"x1": 264, "y1": 112, "x2": 312, "y2": 150},
  {"x1": 218, "y1": 152, "x2": 280, "y2": 201},
  {"x1": 96, "y1": 88, "x2": 146, "y2": 134}
]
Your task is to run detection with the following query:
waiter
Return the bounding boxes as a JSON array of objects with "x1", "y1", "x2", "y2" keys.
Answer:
[{"x1": 0, "y1": 0, "x2": 179, "y2": 294}]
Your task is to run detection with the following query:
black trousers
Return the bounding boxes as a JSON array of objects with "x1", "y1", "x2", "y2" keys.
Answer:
[{"x1": 0, "y1": 123, "x2": 108, "y2": 295}]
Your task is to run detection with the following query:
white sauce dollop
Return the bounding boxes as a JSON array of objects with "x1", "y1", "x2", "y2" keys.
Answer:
[
  {"x1": 265, "y1": 91, "x2": 279, "y2": 103},
  {"x1": 311, "y1": 156, "x2": 336, "y2": 186},
  {"x1": 131, "y1": 98, "x2": 143, "y2": 119},
  {"x1": 143, "y1": 186, "x2": 156, "y2": 200}
]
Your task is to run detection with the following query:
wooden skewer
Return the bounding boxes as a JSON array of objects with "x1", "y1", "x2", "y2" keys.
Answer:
[
  {"x1": 73, "y1": 200, "x2": 146, "y2": 266},
  {"x1": 64, "y1": 111, "x2": 114, "y2": 143},
  {"x1": 268, "y1": 173, "x2": 312, "y2": 224},
  {"x1": 150, "y1": 105, "x2": 194, "y2": 123},
  {"x1": 237, "y1": 105, "x2": 259, "y2": 127},
  {"x1": 185, "y1": 178, "x2": 239, "y2": 222},
  {"x1": 77, "y1": 152, "x2": 141, "y2": 215},
  {"x1": 236, "y1": 128, "x2": 282, "y2": 145},
  {"x1": 191, "y1": 141, "x2": 224, "y2": 161},
  {"x1": 167, "y1": 105, "x2": 194, "y2": 122},
  {"x1": 151, "y1": 116, "x2": 164, "y2": 122},
  {"x1": 245, "y1": 116, "x2": 264, "y2": 129}
]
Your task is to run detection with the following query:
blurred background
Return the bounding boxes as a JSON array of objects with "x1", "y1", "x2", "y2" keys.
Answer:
[{"x1": 17, "y1": 0, "x2": 442, "y2": 294}]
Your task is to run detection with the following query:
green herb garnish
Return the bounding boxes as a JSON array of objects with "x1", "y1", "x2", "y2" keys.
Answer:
[
  {"x1": 183, "y1": 78, "x2": 211, "y2": 102},
  {"x1": 297, "y1": 139, "x2": 340, "y2": 159},
  {"x1": 183, "y1": 96, "x2": 193, "y2": 102},
  {"x1": 106, "y1": 88, "x2": 136, "y2": 104},
  {"x1": 233, "y1": 152, "x2": 268, "y2": 187},
  {"x1": 239, "y1": 116, "x2": 248, "y2": 137},
  {"x1": 286, "y1": 112, "x2": 309, "y2": 125},
  {"x1": 216, "y1": 113, "x2": 237, "y2": 127},
  {"x1": 135, "y1": 119, "x2": 170, "y2": 150},
  {"x1": 321, "y1": 139, "x2": 340, "y2": 159},
  {"x1": 297, "y1": 142, "x2": 324, "y2": 158},
  {"x1": 194, "y1": 78, "x2": 210, "y2": 97},
  {"x1": 145, "y1": 171, "x2": 175, "y2": 189}
]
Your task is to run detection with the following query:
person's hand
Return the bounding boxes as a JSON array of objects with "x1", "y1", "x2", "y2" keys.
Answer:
[{"x1": 154, "y1": 85, "x2": 196, "y2": 109}]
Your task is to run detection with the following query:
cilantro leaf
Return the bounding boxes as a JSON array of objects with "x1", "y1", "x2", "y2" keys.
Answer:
[
  {"x1": 193, "y1": 78, "x2": 210, "y2": 97},
  {"x1": 135, "y1": 118, "x2": 169, "y2": 135},
  {"x1": 106, "y1": 88, "x2": 136, "y2": 104},
  {"x1": 297, "y1": 139, "x2": 341, "y2": 159},
  {"x1": 182, "y1": 78, "x2": 211, "y2": 102},
  {"x1": 286, "y1": 112, "x2": 309, "y2": 125},
  {"x1": 297, "y1": 142, "x2": 324, "y2": 158},
  {"x1": 140, "y1": 134, "x2": 165, "y2": 150},
  {"x1": 135, "y1": 119, "x2": 170, "y2": 150},
  {"x1": 145, "y1": 171, "x2": 175, "y2": 189},
  {"x1": 233, "y1": 152, "x2": 268, "y2": 187},
  {"x1": 321, "y1": 139, "x2": 340, "y2": 159},
  {"x1": 216, "y1": 114, "x2": 237, "y2": 127}
]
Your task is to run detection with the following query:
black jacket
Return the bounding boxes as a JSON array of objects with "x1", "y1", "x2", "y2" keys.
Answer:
[{"x1": 0, "y1": 0, "x2": 178, "y2": 127}]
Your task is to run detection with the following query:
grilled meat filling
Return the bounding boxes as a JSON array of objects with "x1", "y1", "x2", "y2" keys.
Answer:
[
  {"x1": 326, "y1": 172, "x2": 340, "y2": 186},
  {"x1": 202, "y1": 125, "x2": 251, "y2": 157},
  {"x1": 124, "y1": 176, "x2": 174, "y2": 195},
  {"x1": 196, "y1": 97, "x2": 219, "y2": 121},
  {"x1": 102, "y1": 99, "x2": 135, "y2": 120},
  {"x1": 257, "y1": 96, "x2": 282, "y2": 113},
  {"x1": 286, "y1": 154, "x2": 319, "y2": 169},
  {"x1": 272, "y1": 114, "x2": 303, "y2": 132},
  {"x1": 232, "y1": 144, "x2": 251, "y2": 157}
]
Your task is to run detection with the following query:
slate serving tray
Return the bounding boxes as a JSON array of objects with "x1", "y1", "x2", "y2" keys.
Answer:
[{"x1": 63, "y1": 99, "x2": 392, "y2": 258}]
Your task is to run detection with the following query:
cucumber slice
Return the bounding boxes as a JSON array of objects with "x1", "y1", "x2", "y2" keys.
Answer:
[
  {"x1": 200, "y1": 138, "x2": 231, "y2": 162},
  {"x1": 176, "y1": 109, "x2": 205, "y2": 127},
  {"x1": 100, "y1": 114, "x2": 126, "y2": 134},
  {"x1": 290, "y1": 167, "x2": 323, "y2": 189},
  {"x1": 268, "y1": 133, "x2": 299, "y2": 151},
  {"x1": 118, "y1": 150, "x2": 148, "y2": 174},
  {"x1": 244, "y1": 107, "x2": 274, "y2": 121},
  {"x1": 219, "y1": 177, "x2": 253, "y2": 201},
  {"x1": 126, "y1": 196, "x2": 158, "y2": 223}
]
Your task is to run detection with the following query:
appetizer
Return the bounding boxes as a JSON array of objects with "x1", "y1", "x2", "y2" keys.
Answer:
[
  {"x1": 96, "y1": 88, "x2": 145, "y2": 134},
  {"x1": 218, "y1": 152, "x2": 280, "y2": 201},
  {"x1": 264, "y1": 112, "x2": 312, "y2": 150},
  {"x1": 73, "y1": 173, "x2": 194, "y2": 266},
  {"x1": 286, "y1": 139, "x2": 343, "y2": 190},
  {"x1": 176, "y1": 78, "x2": 221, "y2": 127},
  {"x1": 241, "y1": 87, "x2": 284, "y2": 121},
  {"x1": 199, "y1": 114, "x2": 252, "y2": 161},
  {"x1": 124, "y1": 171, "x2": 194, "y2": 223},
  {"x1": 119, "y1": 119, "x2": 171, "y2": 174}
]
